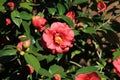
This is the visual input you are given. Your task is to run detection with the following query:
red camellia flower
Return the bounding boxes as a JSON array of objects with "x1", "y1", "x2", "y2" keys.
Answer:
[
  {"x1": 6, "y1": 18, "x2": 11, "y2": 26},
  {"x1": 54, "y1": 74, "x2": 61, "y2": 80},
  {"x1": 113, "y1": 56, "x2": 120, "y2": 77},
  {"x1": 75, "y1": 72, "x2": 101, "y2": 80},
  {"x1": 42, "y1": 22, "x2": 74, "y2": 54},
  {"x1": 97, "y1": 1, "x2": 106, "y2": 12},
  {"x1": 66, "y1": 11, "x2": 75, "y2": 23},
  {"x1": 7, "y1": 2, "x2": 15, "y2": 10},
  {"x1": 32, "y1": 16, "x2": 47, "y2": 32}
]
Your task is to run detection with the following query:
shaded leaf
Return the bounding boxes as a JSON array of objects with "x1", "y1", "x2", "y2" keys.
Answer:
[
  {"x1": 73, "y1": 0, "x2": 88, "y2": 5},
  {"x1": 20, "y1": 2, "x2": 33, "y2": 12},
  {"x1": 39, "y1": 68, "x2": 52, "y2": 78},
  {"x1": 83, "y1": 27, "x2": 96, "y2": 34},
  {"x1": 47, "y1": 7, "x2": 56, "y2": 15},
  {"x1": 113, "y1": 50, "x2": 120, "y2": 60}
]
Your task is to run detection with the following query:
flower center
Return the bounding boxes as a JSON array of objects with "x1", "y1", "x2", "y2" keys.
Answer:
[{"x1": 55, "y1": 36, "x2": 63, "y2": 44}]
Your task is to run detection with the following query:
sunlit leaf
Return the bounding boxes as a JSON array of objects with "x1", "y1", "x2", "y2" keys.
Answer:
[{"x1": 24, "y1": 53, "x2": 40, "y2": 73}]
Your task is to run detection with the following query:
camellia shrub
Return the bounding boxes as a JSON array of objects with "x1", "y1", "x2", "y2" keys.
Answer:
[{"x1": 0, "y1": 0, "x2": 120, "y2": 80}]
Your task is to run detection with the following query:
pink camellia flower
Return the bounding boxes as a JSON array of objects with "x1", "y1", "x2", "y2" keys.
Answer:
[
  {"x1": 42, "y1": 22, "x2": 74, "y2": 54},
  {"x1": 75, "y1": 72, "x2": 101, "y2": 80},
  {"x1": 32, "y1": 16, "x2": 47, "y2": 32},
  {"x1": 66, "y1": 11, "x2": 75, "y2": 23},
  {"x1": 6, "y1": 18, "x2": 11, "y2": 26},
  {"x1": 54, "y1": 74, "x2": 61, "y2": 80},
  {"x1": 113, "y1": 56, "x2": 120, "y2": 77},
  {"x1": 97, "y1": 1, "x2": 106, "y2": 12},
  {"x1": 7, "y1": 2, "x2": 15, "y2": 10}
]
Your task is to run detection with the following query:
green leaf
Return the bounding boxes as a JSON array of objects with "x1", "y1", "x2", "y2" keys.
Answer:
[
  {"x1": 22, "y1": 21, "x2": 31, "y2": 36},
  {"x1": 39, "y1": 68, "x2": 52, "y2": 78},
  {"x1": 60, "y1": 15, "x2": 74, "y2": 28},
  {"x1": 57, "y1": 3, "x2": 65, "y2": 15},
  {"x1": 47, "y1": 7, "x2": 56, "y2": 15},
  {"x1": 73, "y1": 0, "x2": 88, "y2": 5},
  {"x1": 83, "y1": 27, "x2": 96, "y2": 34},
  {"x1": 19, "y1": 2, "x2": 33, "y2": 12},
  {"x1": 113, "y1": 50, "x2": 120, "y2": 60},
  {"x1": 20, "y1": 11, "x2": 32, "y2": 20},
  {"x1": 73, "y1": 29, "x2": 79, "y2": 36},
  {"x1": 24, "y1": 53, "x2": 40, "y2": 73},
  {"x1": 46, "y1": 54, "x2": 55, "y2": 63},
  {"x1": 0, "y1": 49, "x2": 17, "y2": 57},
  {"x1": 11, "y1": 10, "x2": 22, "y2": 27},
  {"x1": 76, "y1": 66, "x2": 98, "y2": 75},
  {"x1": 49, "y1": 64, "x2": 64, "y2": 75}
]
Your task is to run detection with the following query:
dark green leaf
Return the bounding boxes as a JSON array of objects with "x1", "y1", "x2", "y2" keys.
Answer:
[
  {"x1": 24, "y1": 53, "x2": 40, "y2": 73},
  {"x1": 20, "y1": 11, "x2": 32, "y2": 20},
  {"x1": 47, "y1": 8, "x2": 56, "y2": 15},
  {"x1": 49, "y1": 64, "x2": 64, "y2": 75},
  {"x1": 73, "y1": 29, "x2": 79, "y2": 36},
  {"x1": 57, "y1": 3, "x2": 65, "y2": 15},
  {"x1": 11, "y1": 10, "x2": 22, "y2": 27},
  {"x1": 76, "y1": 66, "x2": 98, "y2": 75},
  {"x1": 22, "y1": 21, "x2": 31, "y2": 36},
  {"x1": 73, "y1": 0, "x2": 88, "y2": 5},
  {"x1": 60, "y1": 15, "x2": 74, "y2": 28}
]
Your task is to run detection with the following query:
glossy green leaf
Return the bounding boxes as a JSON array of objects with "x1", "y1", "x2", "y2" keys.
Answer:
[
  {"x1": 39, "y1": 68, "x2": 52, "y2": 78},
  {"x1": 11, "y1": 10, "x2": 22, "y2": 27},
  {"x1": 49, "y1": 64, "x2": 64, "y2": 75},
  {"x1": 73, "y1": 0, "x2": 88, "y2": 5},
  {"x1": 20, "y1": 11, "x2": 32, "y2": 20},
  {"x1": 57, "y1": 3, "x2": 65, "y2": 15},
  {"x1": 24, "y1": 53, "x2": 40, "y2": 73},
  {"x1": 20, "y1": 2, "x2": 33, "y2": 12},
  {"x1": 0, "y1": 49, "x2": 17, "y2": 57},
  {"x1": 60, "y1": 15, "x2": 74, "y2": 28},
  {"x1": 76, "y1": 66, "x2": 98, "y2": 75},
  {"x1": 47, "y1": 7, "x2": 56, "y2": 15}
]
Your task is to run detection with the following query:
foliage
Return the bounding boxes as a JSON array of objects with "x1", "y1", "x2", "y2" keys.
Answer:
[{"x1": 0, "y1": 0, "x2": 120, "y2": 80}]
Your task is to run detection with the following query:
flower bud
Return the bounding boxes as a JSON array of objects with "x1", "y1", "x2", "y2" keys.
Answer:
[
  {"x1": 54, "y1": 74, "x2": 61, "y2": 80},
  {"x1": 97, "y1": 1, "x2": 106, "y2": 13},
  {"x1": 23, "y1": 40, "x2": 31, "y2": 48},
  {"x1": 6, "y1": 18, "x2": 11, "y2": 26},
  {"x1": 7, "y1": 2, "x2": 15, "y2": 10},
  {"x1": 27, "y1": 64, "x2": 34, "y2": 74}
]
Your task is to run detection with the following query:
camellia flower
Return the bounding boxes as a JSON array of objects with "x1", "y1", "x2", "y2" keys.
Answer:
[
  {"x1": 97, "y1": 1, "x2": 106, "y2": 12},
  {"x1": 54, "y1": 74, "x2": 61, "y2": 80},
  {"x1": 113, "y1": 56, "x2": 120, "y2": 77},
  {"x1": 42, "y1": 22, "x2": 74, "y2": 54},
  {"x1": 75, "y1": 72, "x2": 101, "y2": 80},
  {"x1": 7, "y1": 2, "x2": 15, "y2": 10},
  {"x1": 32, "y1": 16, "x2": 47, "y2": 32},
  {"x1": 66, "y1": 11, "x2": 75, "y2": 23},
  {"x1": 6, "y1": 18, "x2": 11, "y2": 26}
]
